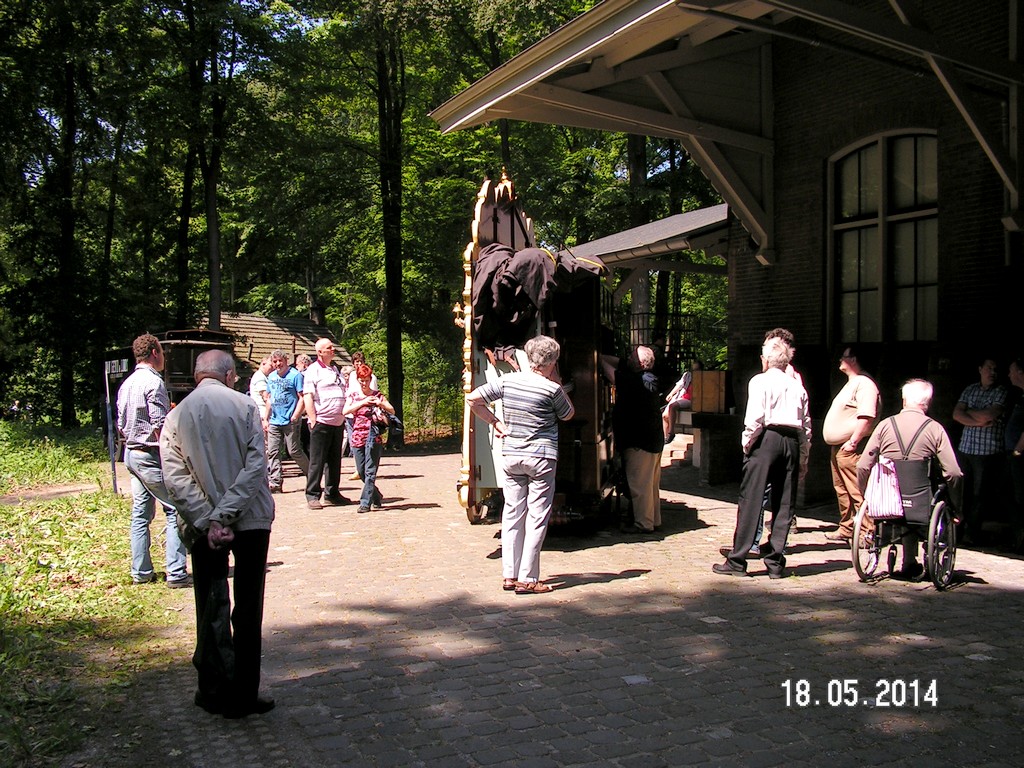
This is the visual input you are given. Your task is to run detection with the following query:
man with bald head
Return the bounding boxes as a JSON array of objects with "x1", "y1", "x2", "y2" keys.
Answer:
[
  {"x1": 303, "y1": 337, "x2": 353, "y2": 509},
  {"x1": 160, "y1": 349, "x2": 276, "y2": 719}
]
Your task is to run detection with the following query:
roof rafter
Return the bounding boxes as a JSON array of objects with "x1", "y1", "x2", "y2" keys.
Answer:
[
  {"x1": 521, "y1": 82, "x2": 773, "y2": 154},
  {"x1": 689, "y1": 0, "x2": 1024, "y2": 86}
]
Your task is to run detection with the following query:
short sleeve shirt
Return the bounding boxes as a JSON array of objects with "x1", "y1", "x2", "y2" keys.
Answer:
[
  {"x1": 822, "y1": 374, "x2": 880, "y2": 446},
  {"x1": 303, "y1": 361, "x2": 348, "y2": 426},
  {"x1": 266, "y1": 367, "x2": 304, "y2": 426},
  {"x1": 475, "y1": 371, "x2": 573, "y2": 460}
]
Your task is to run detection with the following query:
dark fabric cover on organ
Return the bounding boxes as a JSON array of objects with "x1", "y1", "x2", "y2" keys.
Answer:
[{"x1": 472, "y1": 244, "x2": 607, "y2": 359}]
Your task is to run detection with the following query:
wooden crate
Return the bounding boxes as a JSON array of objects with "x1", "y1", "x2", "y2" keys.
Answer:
[{"x1": 690, "y1": 370, "x2": 727, "y2": 413}]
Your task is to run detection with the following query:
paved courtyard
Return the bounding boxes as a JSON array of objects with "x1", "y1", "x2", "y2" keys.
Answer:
[{"x1": 63, "y1": 441, "x2": 1024, "y2": 767}]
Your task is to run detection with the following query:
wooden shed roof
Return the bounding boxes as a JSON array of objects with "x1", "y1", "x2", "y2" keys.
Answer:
[{"x1": 205, "y1": 313, "x2": 351, "y2": 372}]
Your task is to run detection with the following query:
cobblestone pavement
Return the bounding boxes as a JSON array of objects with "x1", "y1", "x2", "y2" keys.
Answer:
[{"x1": 63, "y1": 441, "x2": 1024, "y2": 767}]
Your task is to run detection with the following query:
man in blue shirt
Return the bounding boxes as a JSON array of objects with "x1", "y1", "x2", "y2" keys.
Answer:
[{"x1": 262, "y1": 349, "x2": 310, "y2": 493}]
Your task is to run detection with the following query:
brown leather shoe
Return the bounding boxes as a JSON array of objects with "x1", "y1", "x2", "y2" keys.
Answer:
[
  {"x1": 824, "y1": 531, "x2": 852, "y2": 542},
  {"x1": 514, "y1": 581, "x2": 553, "y2": 594},
  {"x1": 502, "y1": 578, "x2": 516, "y2": 591}
]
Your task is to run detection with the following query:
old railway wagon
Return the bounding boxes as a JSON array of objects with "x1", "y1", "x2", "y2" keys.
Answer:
[
  {"x1": 104, "y1": 328, "x2": 236, "y2": 406},
  {"x1": 455, "y1": 175, "x2": 619, "y2": 525},
  {"x1": 103, "y1": 328, "x2": 236, "y2": 462}
]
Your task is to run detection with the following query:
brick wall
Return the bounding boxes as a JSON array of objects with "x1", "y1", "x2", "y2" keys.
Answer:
[{"x1": 726, "y1": 1, "x2": 1016, "y2": 502}]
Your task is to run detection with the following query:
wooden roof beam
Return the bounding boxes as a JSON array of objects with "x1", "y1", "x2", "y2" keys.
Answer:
[
  {"x1": 644, "y1": 69, "x2": 774, "y2": 260},
  {"x1": 888, "y1": 0, "x2": 1020, "y2": 211},
  {"x1": 726, "y1": 0, "x2": 1024, "y2": 86},
  {"x1": 521, "y1": 82, "x2": 773, "y2": 154}
]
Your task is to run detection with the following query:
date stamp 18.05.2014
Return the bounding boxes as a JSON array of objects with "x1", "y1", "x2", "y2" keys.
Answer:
[{"x1": 781, "y1": 678, "x2": 937, "y2": 708}]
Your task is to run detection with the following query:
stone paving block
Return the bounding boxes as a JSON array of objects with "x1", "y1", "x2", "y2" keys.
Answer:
[
  {"x1": 58, "y1": 449, "x2": 1024, "y2": 768},
  {"x1": 616, "y1": 752, "x2": 672, "y2": 768}
]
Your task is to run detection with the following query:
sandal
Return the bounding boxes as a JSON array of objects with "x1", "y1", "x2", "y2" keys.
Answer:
[
  {"x1": 514, "y1": 581, "x2": 553, "y2": 594},
  {"x1": 502, "y1": 578, "x2": 516, "y2": 591}
]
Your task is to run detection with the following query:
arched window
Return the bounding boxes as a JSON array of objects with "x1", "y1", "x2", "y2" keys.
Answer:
[{"x1": 830, "y1": 132, "x2": 938, "y2": 342}]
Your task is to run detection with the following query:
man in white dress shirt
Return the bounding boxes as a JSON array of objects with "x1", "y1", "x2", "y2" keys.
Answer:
[{"x1": 713, "y1": 336, "x2": 811, "y2": 579}]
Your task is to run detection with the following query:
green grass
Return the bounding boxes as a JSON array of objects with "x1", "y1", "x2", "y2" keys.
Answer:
[
  {"x1": 0, "y1": 422, "x2": 109, "y2": 495},
  {"x1": 0, "y1": 428, "x2": 190, "y2": 767}
]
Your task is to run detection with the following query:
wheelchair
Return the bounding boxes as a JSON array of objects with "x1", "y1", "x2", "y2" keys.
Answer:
[{"x1": 851, "y1": 482, "x2": 957, "y2": 590}]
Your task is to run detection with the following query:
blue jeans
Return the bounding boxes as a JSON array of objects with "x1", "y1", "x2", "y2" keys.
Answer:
[
  {"x1": 124, "y1": 448, "x2": 188, "y2": 582},
  {"x1": 353, "y1": 440, "x2": 383, "y2": 509}
]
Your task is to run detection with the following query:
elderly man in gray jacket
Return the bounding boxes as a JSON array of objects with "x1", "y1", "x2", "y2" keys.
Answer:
[{"x1": 160, "y1": 349, "x2": 276, "y2": 719}]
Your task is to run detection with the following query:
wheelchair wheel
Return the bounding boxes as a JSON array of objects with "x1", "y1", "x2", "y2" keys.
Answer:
[
  {"x1": 926, "y1": 500, "x2": 956, "y2": 589},
  {"x1": 852, "y1": 504, "x2": 879, "y2": 581}
]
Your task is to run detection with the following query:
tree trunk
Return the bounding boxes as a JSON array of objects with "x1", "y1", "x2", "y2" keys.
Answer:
[
  {"x1": 199, "y1": 22, "x2": 228, "y2": 331},
  {"x1": 376, "y1": 16, "x2": 405, "y2": 439},
  {"x1": 57, "y1": 59, "x2": 80, "y2": 428},
  {"x1": 204, "y1": 154, "x2": 222, "y2": 330},
  {"x1": 175, "y1": 145, "x2": 196, "y2": 328}
]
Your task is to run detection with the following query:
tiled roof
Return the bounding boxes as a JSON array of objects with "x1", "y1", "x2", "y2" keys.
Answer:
[{"x1": 202, "y1": 313, "x2": 351, "y2": 372}]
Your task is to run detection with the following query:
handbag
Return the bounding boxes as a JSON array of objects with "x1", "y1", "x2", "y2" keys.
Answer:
[{"x1": 864, "y1": 455, "x2": 904, "y2": 520}]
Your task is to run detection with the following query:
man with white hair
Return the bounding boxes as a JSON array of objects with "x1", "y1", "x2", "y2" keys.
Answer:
[
  {"x1": 160, "y1": 349, "x2": 276, "y2": 718},
  {"x1": 857, "y1": 378, "x2": 962, "y2": 578},
  {"x1": 713, "y1": 336, "x2": 811, "y2": 578},
  {"x1": 303, "y1": 338, "x2": 352, "y2": 509}
]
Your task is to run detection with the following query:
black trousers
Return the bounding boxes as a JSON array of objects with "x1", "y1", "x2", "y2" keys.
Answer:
[
  {"x1": 191, "y1": 529, "x2": 270, "y2": 706},
  {"x1": 306, "y1": 422, "x2": 344, "y2": 501},
  {"x1": 959, "y1": 452, "x2": 1003, "y2": 535},
  {"x1": 727, "y1": 428, "x2": 800, "y2": 574}
]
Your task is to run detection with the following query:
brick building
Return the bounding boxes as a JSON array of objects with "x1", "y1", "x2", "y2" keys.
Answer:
[{"x1": 433, "y1": 0, "x2": 1024, "y2": 497}]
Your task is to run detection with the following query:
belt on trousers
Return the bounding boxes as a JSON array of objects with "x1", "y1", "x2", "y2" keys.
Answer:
[
  {"x1": 765, "y1": 425, "x2": 800, "y2": 437},
  {"x1": 127, "y1": 445, "x2": 159, "y2": 453}
]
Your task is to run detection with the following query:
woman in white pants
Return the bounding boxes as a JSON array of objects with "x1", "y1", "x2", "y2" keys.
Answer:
[{"x1": 467, "y1": 336, "x2": 575, "y2": 594}]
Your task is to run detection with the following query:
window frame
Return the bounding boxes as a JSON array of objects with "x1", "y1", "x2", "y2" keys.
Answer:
[{"x1": 827, "y1": 129, "x2": 939, "y2": 345}]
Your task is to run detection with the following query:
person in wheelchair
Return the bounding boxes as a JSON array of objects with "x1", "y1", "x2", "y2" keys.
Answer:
[{"x1": 856, "y1": 379, "x2": 963, "y2": 578}]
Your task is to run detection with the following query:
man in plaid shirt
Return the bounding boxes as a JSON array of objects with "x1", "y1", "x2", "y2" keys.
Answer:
[{"x1": 952, "y1": 357, "x2": 1007, "y2": 545}]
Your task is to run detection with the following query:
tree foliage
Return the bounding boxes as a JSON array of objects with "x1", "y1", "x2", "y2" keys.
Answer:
[{"x1": 0, "y1": 0, "x2": 722, "y2": 428}]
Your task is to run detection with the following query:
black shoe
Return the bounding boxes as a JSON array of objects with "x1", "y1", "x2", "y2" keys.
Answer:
[
  {"x1": 324, "y1": 494, "x2": 352, "y2": 506},
  {"x1": 767, "y1": 570, "x2": 786, "y2": 580},
  {"x1": 269, "y1": 486, "x2": 283, "y2": 494},
  {"x1": 167, "y1": 575, "x2": 193, "y2": 589},
  {"x1": 896, "y1": 561, "x2": 925, "y2": 580},
  {"x1": 622, "y1": 522, "x2": 654, "y2": 534},
  {"x1": 194, "y1": 690, "x2": 223, "y2": 715},
  {"x1": 223, "y1": 696, "x2": 276, "y2": 719},
  {"x1": 711, "y1": 562, "x2": 749, "y2": 577},
  {"x1": 719, "y1": 545, "x2": 761, "y2": 558}
]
